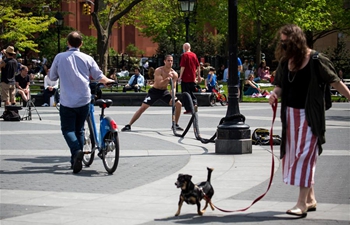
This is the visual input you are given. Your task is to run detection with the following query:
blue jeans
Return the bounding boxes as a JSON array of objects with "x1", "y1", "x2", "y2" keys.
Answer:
[{"x1": 59, "y1": 103, "x2": 89, "y2": 164}]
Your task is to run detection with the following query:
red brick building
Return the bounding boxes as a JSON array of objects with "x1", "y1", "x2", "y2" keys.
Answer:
[{"x1": 61, "y1": 1, "x2": 158, "y2": 57}]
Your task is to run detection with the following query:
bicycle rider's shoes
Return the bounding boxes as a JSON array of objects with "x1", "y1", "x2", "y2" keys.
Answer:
[
  {"x1": 121, "y1": 124, "x2": 131, "y2": 132},
  {"x1": 172, "y1": 124, "x2": 184, "y2": 131},
  {"x1": 72, "y1": 150, "x2": 84, "y2": 174}
]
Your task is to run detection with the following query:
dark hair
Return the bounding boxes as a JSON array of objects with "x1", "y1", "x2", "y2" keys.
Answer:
[
  {"x1": 209, "y1": 67, "x2": 215, "y2": 72},
  {"x1": 134, "y1": 66, "x2": 140, "y2": 71},
  {"x1": 108, "y1": 68, "x2": 115, "y2": 75},
  {"x1": 67, "y1": 31, "x2": 83, "y2": 48},
  {"x1": 275, "y1": 24, "x2": 308, "y2": 71},
  {"x1": 148, "y1": 67, "x2": 155, "y2": 79},
  {"x1": 164, "y1": 55, "x2": 173, "y2": 60}
]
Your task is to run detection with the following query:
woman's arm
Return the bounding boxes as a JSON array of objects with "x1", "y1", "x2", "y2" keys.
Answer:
[{"x1": 331, "y1": 81, "x2": 350, "y2": 99}]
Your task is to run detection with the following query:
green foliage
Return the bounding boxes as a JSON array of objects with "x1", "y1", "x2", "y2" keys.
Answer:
[
  {"x1": 109, "y1": 48, "x2": 118, "y2": 57},
  {"x1": 324, "y1": 40, "x2": 350, "y2": 77},
  {"x1": 0, "y1": 5, "x2": 56, "y2": 52},
  {"x1": 125, "y1": 44, "x2": 144, "y2": 56},
  {"x1": 80, "y1": 35, "x2": 97, "y2": 56}
]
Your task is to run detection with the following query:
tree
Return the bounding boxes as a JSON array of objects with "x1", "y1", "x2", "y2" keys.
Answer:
[
  {"x1": 90, "y1": 0, "x2": 144, "y2": 74},
  {"x1": 0, "y1": 2, "x2": 57, "y2": 52}
]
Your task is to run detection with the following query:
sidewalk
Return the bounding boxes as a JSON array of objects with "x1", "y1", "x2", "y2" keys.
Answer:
[{"x1": 1, "y1": 104, "x2": 349, "y2": 224}]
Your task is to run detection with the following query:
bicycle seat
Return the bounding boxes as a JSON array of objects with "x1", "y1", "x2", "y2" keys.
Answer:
[{"x1": 95, "y1": 99, "x2": 113, "y2": 108}]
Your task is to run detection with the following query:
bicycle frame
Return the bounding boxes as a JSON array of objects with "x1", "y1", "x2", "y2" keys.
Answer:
[
  {"x1": 87, "y1": 96, "x2": 118, "y2": 151},
  {"x1": 83, "y1": 82, "x2": 120, "y2": 174}
]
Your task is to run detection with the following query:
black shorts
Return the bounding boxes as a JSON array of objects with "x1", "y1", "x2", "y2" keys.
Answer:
[{"x1": 143, "y1": 87, "x2": 175, "y2": 105}]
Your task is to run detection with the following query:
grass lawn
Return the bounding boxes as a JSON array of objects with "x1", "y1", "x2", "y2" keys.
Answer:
[{"x1": 99, "y1": 81, "x2": 348, "y2": 103}]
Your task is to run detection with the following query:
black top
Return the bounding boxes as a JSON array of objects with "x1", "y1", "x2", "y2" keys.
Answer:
[
  {"x1": 285, "y1": 60, "x2": 311, "y2": 109},
  {"x1": 1, "y1": 58, "x2": 18, "y2": 84},
  {"x1": 15, "y1": 74, "x2": 30, "y2": 89}
]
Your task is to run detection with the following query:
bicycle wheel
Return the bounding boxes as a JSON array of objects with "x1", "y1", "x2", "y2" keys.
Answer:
[
  {"x1": 83, "y1": 118, "x2": 95, "y2": 166},
  {"x1": 102, "y1": 131, "x2": 120, "y2": 174},
  {"x1": 220, "y1": 94, "x2": 227, "y2": 106},
  {"x1": 209, "y1": 93, "x2": 216, "y2": 106}
]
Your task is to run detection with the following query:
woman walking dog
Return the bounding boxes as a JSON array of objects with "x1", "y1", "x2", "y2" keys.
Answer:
[{"x1": 269, "y1": 24, "x2": 350, "y2": 217}]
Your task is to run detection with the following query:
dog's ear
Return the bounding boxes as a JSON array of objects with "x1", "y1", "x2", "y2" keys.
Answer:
[
  {"x1": 184, "y1": 175, "x2": 192, "y2": 181},
  {"x1": 178, "y1": 173, "x2": 183, "y2": 177}
]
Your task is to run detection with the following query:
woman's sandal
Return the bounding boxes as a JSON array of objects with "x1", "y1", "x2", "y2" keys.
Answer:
[
  {"x1": 286, "y1": 207, "x2": 308, "y2": 218},
  {"x1": 307, "y1": 202, "x2": 317, "y2": 212}
]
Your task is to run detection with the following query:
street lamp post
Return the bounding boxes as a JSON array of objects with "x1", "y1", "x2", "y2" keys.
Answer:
[
  {"x1": 55, "y1": 11, "x2": 64, "y2": 54},
  {"x1": 178, "y1": 0, "x2": 196, "y2": 42},
  {"x1": 215, "y1": 0, "x2": 251, "y2": 154}
]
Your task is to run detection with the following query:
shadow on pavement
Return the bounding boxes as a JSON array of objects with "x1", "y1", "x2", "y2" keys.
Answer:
[{"x1": 154, "y1": 211, "x2": 306, "y2": 224}]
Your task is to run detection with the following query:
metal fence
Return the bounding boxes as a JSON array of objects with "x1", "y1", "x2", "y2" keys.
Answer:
[{"x1": 106, "y1": 54, "x2": 229, "y2": 72}]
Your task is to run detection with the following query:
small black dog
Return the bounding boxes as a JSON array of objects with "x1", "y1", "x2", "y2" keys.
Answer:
[{"x1": 174, "y1": 167, "x2": 214, "y2": 216}]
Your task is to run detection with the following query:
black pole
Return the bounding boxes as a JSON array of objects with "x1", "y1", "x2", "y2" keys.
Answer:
[
  {"x1": 57, "y1": 26, "x2": 61, "y2": 54},
  {"x1": 226, "y1": 0, "x2": 239, "y2": 116},
  {"x1": 215, "y1": 0, "x2": 251, "y2": 154},
  {"x1": 185, "y1": 16, "x2": 190, "y2": 42}
]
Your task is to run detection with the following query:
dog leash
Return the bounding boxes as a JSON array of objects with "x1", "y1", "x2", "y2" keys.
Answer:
[{"x1": 203, "y1": 99, "x2": 278, "y2": 213}]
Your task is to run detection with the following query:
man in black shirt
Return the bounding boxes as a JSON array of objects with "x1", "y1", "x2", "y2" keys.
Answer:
[
  {"x1": 15, "y1": 66, "x2": 30, "y2": 103},
  {"x1": 0, "y1": 46, "x2": 18, "y2": 106}
]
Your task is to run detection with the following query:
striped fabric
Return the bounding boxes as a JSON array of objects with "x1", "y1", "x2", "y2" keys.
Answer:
[{"x1": 282, "y1": 107, "x2": 318, "y2": 187}]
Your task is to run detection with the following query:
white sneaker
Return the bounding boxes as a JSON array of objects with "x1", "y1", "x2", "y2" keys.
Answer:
[
  {"x1": 56, "y1": 103, "x2": 60, "y2": 107},
  {"x1": 42, "y1": 103, "x2": 49, "y2": 107}
]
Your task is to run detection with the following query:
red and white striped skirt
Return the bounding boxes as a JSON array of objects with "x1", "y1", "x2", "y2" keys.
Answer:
[{"x1": 282, "y1": 107, "x2": 318, "y2": 188}]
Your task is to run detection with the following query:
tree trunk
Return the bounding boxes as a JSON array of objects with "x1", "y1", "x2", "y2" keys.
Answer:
[
  {"x1": 96, "y1": 30, "x2": 109, "y2": 75},
  {"x1": 255, "y1": 11, "x2": 262, "y2": 67},
  {"x1": 305, "y1": 30, "x2": 314, "y2": 48}
]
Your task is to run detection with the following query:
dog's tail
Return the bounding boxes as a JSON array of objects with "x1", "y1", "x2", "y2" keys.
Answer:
[{"x1": 207, "y1": 167, "x2": 214, "y2": 182}]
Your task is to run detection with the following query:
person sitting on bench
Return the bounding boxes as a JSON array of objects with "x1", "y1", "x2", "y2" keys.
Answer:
[
  {"x1": 123, "y1": 66, "x2": 144, "y2": 92},
  {"x1": 42, "y1": 69, "x2": 59, "y2": 107},
  {"x1": 15, "y1": 66, "x2": 31, "y2": 105}
]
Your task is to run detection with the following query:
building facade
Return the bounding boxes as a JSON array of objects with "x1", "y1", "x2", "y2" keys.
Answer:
[
  {"x1": 61, "y1": 1, "x2": 349, "y2": 63},
  {"x1": 61, "y1": 1, "x2": 158, "y2": 57}
]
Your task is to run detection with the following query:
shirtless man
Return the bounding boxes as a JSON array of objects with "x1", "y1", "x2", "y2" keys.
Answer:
[{"x1": 121, "y1": 55, "x2": 183, "y2": 131}]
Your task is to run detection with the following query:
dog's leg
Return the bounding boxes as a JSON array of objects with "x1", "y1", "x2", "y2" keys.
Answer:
[
  {"x1": 175, "y1": 197, "x2": 184, "y2": 216},
  {"x1": 196, "y1": 200, "x2": 203, "y2": 215},
  {"x1": 209, "y1": 200, "x2": 215, "y2": 211},
  {"x1": 202, "y1": 200, "x2": 209, "y2": 211}
]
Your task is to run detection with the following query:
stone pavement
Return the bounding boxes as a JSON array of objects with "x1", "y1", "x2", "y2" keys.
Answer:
[{"x1": 0, "y1": 103, "x2": 349, "y2": 225}]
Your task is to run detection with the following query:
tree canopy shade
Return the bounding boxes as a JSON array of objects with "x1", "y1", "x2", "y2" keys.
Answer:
[
  {"x1": 1, "y1": 0, "x2": 349, "y2": 72},
  {"x1": 0, "y1": 2, "x2": 57, "y2": 52},
  {"x1": 90, "y1": 0, "x2": 144, "y2": 73}
]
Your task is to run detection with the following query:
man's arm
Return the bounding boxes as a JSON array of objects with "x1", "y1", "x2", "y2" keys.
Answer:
[
  {"x1": 179, "y1": 67, "x2": 185, "y2": 80},
  {"x1": 138, "y1": 76, "x2": 145, "y2": 87},
  {"x1": 53, "y1": 79, "x2": 59, "y2": 89},
  {"x1": 15, "y1": 81, "x2": 21, "y2": 89},
  {"x1": 172, "y1": 71, "x2": 178, "y2": 94}
]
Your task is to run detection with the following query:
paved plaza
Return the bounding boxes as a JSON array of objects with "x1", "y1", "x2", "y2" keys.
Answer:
[{"x1": 0, "y1": 102, "x2": 349, "y2": 225}]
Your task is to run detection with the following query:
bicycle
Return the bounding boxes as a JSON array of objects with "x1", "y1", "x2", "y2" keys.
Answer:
[
  {"x1": 209, "y1": 84, "x2": 227, "y2": 106},
  {"x1": 82, "y1": 82, "x2": 120, "y2": 174}
]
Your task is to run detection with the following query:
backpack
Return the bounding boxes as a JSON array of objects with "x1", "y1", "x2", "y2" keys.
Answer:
[
  {"x1": 2, "y1": 110, "x2": 21, "y2": 121},
  {"x1": 311, "y1": 51, "x2": 332, "y2": 110},
  {"x1": 252, "y1": 128, "x2": 281, "y2": 145}
]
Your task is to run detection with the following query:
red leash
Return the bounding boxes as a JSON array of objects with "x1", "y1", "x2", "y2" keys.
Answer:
[{"x1": 205, "y1": 99, "x2": 278, "y2": 213}]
